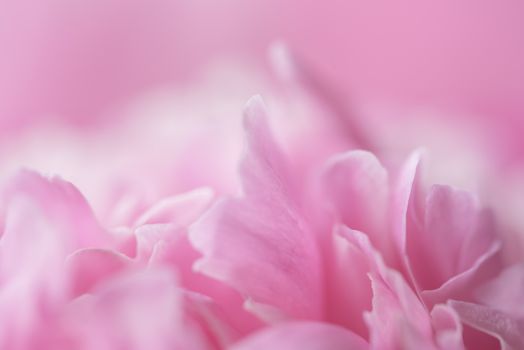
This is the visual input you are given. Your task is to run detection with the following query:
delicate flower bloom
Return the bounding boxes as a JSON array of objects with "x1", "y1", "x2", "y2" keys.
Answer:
[
  {"x1": 0, "y1": 15, "x2": 523, "y2": 347},
  {"x1": 189, "y1": 96, "x2": 510, "y2": 349}
]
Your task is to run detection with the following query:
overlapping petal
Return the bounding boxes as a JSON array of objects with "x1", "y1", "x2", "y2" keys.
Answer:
[{"x1": 190, "y1": 96, "x2": 323, "y2": 321}]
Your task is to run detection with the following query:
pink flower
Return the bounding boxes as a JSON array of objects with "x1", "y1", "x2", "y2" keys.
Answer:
[
  {"x1": 0, "y1": 32, "x2": 522, "y2": 350},
  {"x1": 190, "y1": 96, "x2": 519, "y2": 349}
]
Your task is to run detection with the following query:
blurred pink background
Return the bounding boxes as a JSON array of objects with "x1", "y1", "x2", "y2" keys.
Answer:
[{"x1": 1, "y1": 0, "x2": 523, "y2": 160}]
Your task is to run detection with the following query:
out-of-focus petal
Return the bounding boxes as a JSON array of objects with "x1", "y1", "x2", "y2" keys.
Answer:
[
  {"x1": 230, "y1": 321, "x2": 368, "y2": 350},
  {"x1": 57, "y1": 269, "x2": 215, "y2": 350},
  {"x1": 0, "y1": 170, "x2": 111, "y2": 348},
  {"x1": 138, "y1": 222, "x2": 262, "y2": 339},
  {"x1": 65, "y1": 248, "x2": 133, "y2": 296},
  {"x1": 133, "y1": 187, "x2": 214, "y2": 227},
  {"x1": 1, "y1": 169, "x2": 108, "y2": 249},
  {"x1": 475, "y1": 263, "x2": 524, "y2": 318}
]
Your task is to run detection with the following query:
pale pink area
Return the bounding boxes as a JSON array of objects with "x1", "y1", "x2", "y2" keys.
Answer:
[
  {"x1": 45, "y1": 269, "x2": 217, "y2": 350},
  {"x1": 0, "y1": 61, "x2": 356, "y2": 231},
  {"x1": 230, "y1": 322, "x2": 369, "y2": 350},
  {"x1": 2, "y1": 0, "x2": 524, "y2": 143},
  {"x1": 2, "y1": 0, "x2": 524, "y2": 186}
]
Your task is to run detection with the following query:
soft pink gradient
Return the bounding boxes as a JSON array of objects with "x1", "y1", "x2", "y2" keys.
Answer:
[
  {"x1": 1, "y1": 1, "x2": 523, "y2": 349},
  {"x1": 2, "y1": 1, "x2": 524, "y2": 145}
]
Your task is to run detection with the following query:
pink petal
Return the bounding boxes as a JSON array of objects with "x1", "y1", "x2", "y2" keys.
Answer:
[
  {"x1": 134, "y1": 189, "x2": 263, "y2": 339},
  {"x1": 325, "y1": 227, "x2": 374, "y2": 337},
  {"x1": 365, "y1": 273, "x2": 436, "y2": 350},
  {"x1": 133, "y1": 187, "x2": 214, "y2": 227},
  {"x1": 134, "y1": 223, "x2": 179, "y2": 262},
  {"x1": 392, "y1": 149, "x2": 425, "y2": 258},
  {"x1": 1, "y1": 169, "x2": 108, "y2": 249},
  {"x1": 65, "y1": 248, "x2": 133, "y2": 296},
  {"x1": 390, "y1": 149, "x2": 425, "y2": 286},
  {"x1": 335, "y1": 226, "x2": 444, "y2": 349},
  {"x1": 430, "y1": 304, "x2": 465, "y2": 350},
  {"x1": 230, "y1": 322, "x2": 368, "y2": 350},
  {"x1": 450, "y1": 300, "x2": 524, "y2": 350},
  {"x1": 421, "y1": 240, "x2": 501, "y2": 306},
  {"x1": 410, "y1": 185, "x2": 498, "y2": 292},
  {"x1": 321, "y1": 151, "x2": 389, "y2": 254},
  {"x1": 189, "y1": 96, "x2": 323, "y2": 320},
  {"x1": 57, "y1": 269, "x2": 215, "y2": 350},
  {"x1": 475, "y1": 263, "x2": 524, "y2": 318},
  {"x1": 138, "y1": 223, "x2": 262, "y2": 338},
  {"x1": 268, "y1": 41, "x2": 374, "y2": 152},
  {"x1": 0, "y1": 170, "x2": 112, "y2": 287},
  {"x1": 448, "y1": 264, "x2": 524, "y2": 349},
  {"x1": 0, "y1": 170, "x2": 111, "y2": 348}
]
